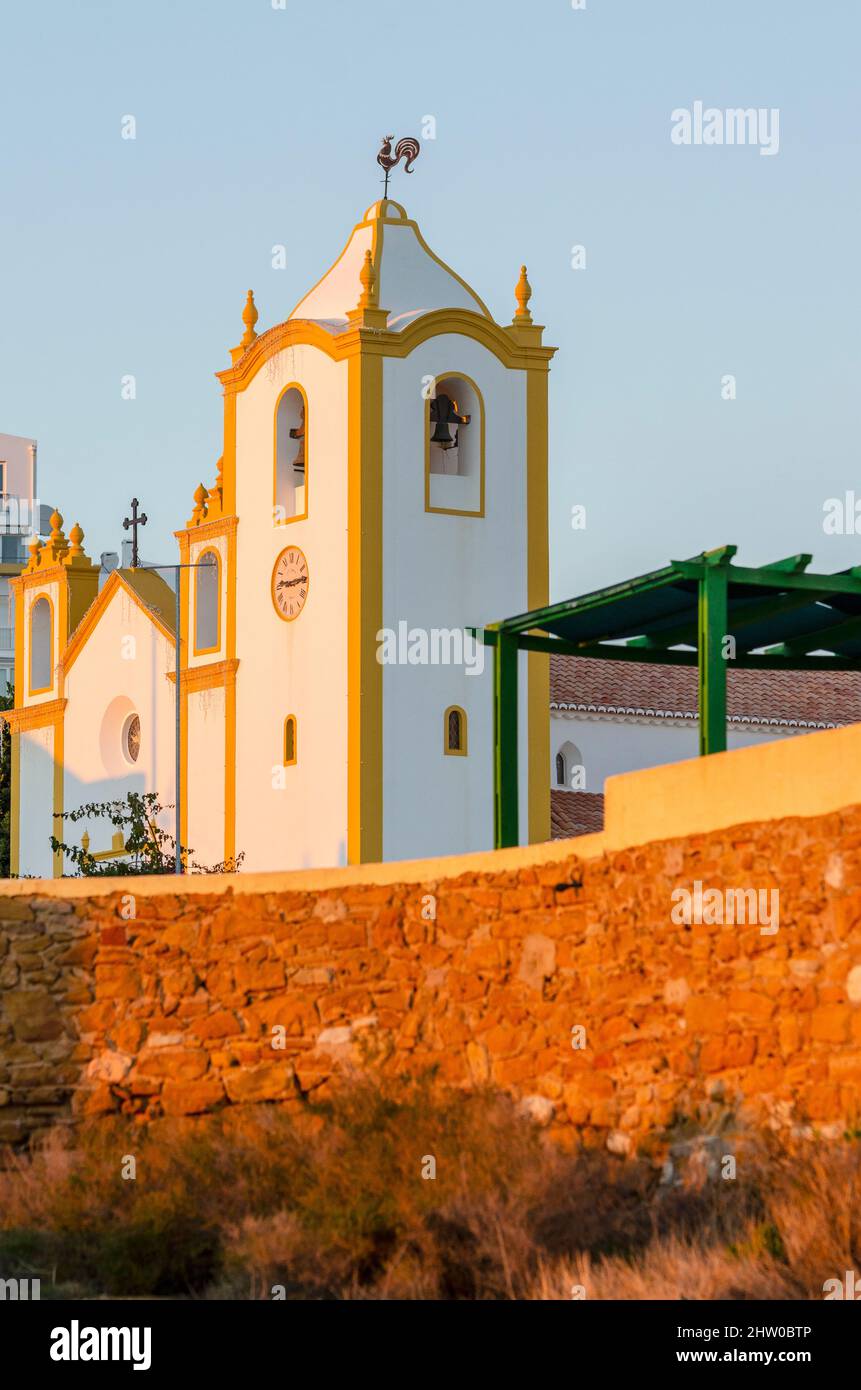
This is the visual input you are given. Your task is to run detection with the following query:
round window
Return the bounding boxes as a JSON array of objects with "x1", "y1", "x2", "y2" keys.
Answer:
[{"x1": 123, "y1": 713, "x2": 141, "y2": 763}]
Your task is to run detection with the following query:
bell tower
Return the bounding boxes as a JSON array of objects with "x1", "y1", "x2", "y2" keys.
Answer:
[{"x1": 204, "y1": 196, "x2": 554, "y2": 871}]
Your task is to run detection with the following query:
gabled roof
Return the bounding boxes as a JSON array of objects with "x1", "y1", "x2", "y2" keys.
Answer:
[
  {"x1": 63, "y1": 568, "x2": 176, "y2": 675},
  {"x1": 289, "y1": 199, "x2": 492, "y2": 333}
]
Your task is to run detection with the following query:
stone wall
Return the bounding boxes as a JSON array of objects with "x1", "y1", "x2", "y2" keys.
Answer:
[{"x1": 2, "y1": 802, "x2": 861, "y2": 1150}]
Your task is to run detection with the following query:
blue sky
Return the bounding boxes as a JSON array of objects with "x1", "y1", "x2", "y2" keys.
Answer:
[{"x1": 1, "y1": 0, "x2": 858, "y2": 599}]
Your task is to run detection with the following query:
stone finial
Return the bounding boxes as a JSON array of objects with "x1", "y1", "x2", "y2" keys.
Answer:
[
  {"x1": 45, "y1": 510, "x2": 68, "y2": 563},
  {"x1": 514, "y1": 265, "x2": 533, "y2": 324},
  {"x1": 190, "y1": 483, "x2": 209, "y2": 527},
  {"x1": 26, "y1": 535, "x2": 43, "y2": 573},
  {"x1": 240, "y1": 289, "x2": 259, "y2": 349},
  {"x1": 64, "y1": 521, "x2": 85, "y2": 564},
  {"x1": 358, "y1": 250, "x2": 378, "y2": 309},
  {"x1": 81, "y1": 830, "x2": 90, "y2": 854}
]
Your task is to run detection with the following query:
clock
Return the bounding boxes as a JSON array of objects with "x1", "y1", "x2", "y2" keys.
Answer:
[{"x1": 271, "y1": 546, "x2": 310, "y2": 621}]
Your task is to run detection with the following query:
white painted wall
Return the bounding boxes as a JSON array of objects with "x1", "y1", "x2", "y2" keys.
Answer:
[
  {"x1": 19, "y1": 723, "x2": 54, "y2": 877},
  {"x1": 382, "y1": 338, "x2": 530, "y2": 859},
  {"x1": 187, "y1": 684, "x2": 225, "y2": 868},
  {"x1": 60, "y1": 586, "x2": 176, "y2": 870},
  {"x1": 550, "y1": 712, "x2": 799, "y2": 796},
  {"x1": 233, "y1": 343, "x2": 350, "y2": 871}
]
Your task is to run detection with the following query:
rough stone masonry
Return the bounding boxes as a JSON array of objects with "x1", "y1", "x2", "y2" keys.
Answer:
[{"x1": 2, "y1": 803, "x2": 861, "y2": 1151}]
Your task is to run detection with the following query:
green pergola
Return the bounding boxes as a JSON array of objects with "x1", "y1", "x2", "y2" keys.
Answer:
[{"x1": 480, "y1": 546, "x2": 861, "y2": 849}]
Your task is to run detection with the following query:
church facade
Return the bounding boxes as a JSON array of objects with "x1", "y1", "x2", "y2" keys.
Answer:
[{"x1": 6, "y1": 199, "x2": 554, "y2": 877}]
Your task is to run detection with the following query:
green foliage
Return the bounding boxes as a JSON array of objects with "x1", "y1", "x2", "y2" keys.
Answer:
[{"x1": 49, "y1": 791, "x2": 243, "y2": 876}]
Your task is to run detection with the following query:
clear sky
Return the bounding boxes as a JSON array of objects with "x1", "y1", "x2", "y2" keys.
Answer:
[{"x1": 1, "y1": 0, "x2": 858, "y2": 599}]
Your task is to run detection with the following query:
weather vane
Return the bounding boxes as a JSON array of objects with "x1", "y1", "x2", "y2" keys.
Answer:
[{"x1": 376, "y1": 134, "x2": 421, "y2": 198}]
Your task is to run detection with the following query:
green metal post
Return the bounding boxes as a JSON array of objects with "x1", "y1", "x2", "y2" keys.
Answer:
[
  {"x1": 493, "y1": 630, "x2": 519, "y2": 848},
  {"x1": 697, "y1": 565, "x2": 728, "y2": 755}
]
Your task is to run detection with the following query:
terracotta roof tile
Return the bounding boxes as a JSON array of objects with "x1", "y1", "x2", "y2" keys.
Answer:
[
  {"x1": 550, "y1": 789, "x2": 605, "y2": 839},
  {"x1": 549, "y1": 655, "x2": 861, "y2": 728}
]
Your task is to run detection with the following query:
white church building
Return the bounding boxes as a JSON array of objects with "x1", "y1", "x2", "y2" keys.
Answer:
[
  {"x1": 6, "y1": 197, "x2": 554, "y2": 876},
  {"x1": 7, "y1": 197, "x2": 851, "y2": 878}
]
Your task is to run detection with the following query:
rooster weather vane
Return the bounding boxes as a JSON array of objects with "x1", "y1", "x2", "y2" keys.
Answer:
[{"x1": 377, "y1": 134, "x2": 421, "y2": 197}]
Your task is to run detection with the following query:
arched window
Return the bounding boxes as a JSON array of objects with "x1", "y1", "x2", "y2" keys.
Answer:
[
  {"x1": 557, "y1": 740, "x2": 585, "y2": 791},
  {"x1": 444, "y1": 705, "x2": 467, "y2": 756},
  {"x1": 29, "y1": 595, "x2": 52, "y2": 693},
  {"x1": 194, "y1": 550, "x2": 220, "y2": 654},
  {"x1": 426, "y1": 374, "x2": 484, "y2": 517},
  {"x1": 274, "y1": 385, "x2": 308, "y2": 523},
  {"x1": 283, "y1": 715, "x2": 297, "y2": 766}
]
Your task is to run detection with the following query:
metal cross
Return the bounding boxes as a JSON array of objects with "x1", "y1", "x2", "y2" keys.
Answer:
[{"x1": 122, "y1": 498, "x2": 148, "y2": 568}]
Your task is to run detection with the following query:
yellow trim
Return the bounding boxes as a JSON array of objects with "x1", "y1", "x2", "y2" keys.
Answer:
[
  {"x1": 273, "y1": 382, "x2": 309, "y2": 526},
  {"x1": 62, "y1": 570, "x2": 175, "y2": 677},
  {"x1": 28, "y1": 592, "x2": 55, "y2": 697},
  {"x1": 443, "y1": 705, "x2": 468, "y2": 757},
  {"x1": 1, "y1": 696, "x2": 67, "y2": 734},
  {"x1": 167, "y1": 657, "x2": 238, "y2": 694},
  {"x1": 271, "y1": 545, "x2": 310, "y2": 623},
  {"x1": 177, "y1": 534, "x2": 190, "y2": 859},
  {"x1": 13, "y1": 577, "x2": 24, "y2": 706},
  {"x1": 179, "y1": 514, "x2": 238, "y2": 544},
  {"x1": 192, "y1": 547, "x2": 222, "y2": 656},
  {"x1": 224, "y1": 522, "x2": 237, "y2": 865},
  {"x1": 222, "y1": 391, "x2": 237, "y2": 515},
  {"x1": 52, "y1": 712, "x2": 64, "y2": 878},
  {"x1": 424, "y1": 371, "x2": 486, "y2": 518},
  {"x1": 217, "y1": 310, "x2": 555, "y2": 395},
  {"x1": 10, "y1": 729, "x2": 19, "y2": 876},
  {"x1": 526, "y1": 369, "x2": 550, "y2": 845},
  {"x1": 347, "y1": 350, "x2": 384, "y2": 864},
  {"x1": 283, "y1": 714, "x2": 297, "y2": 767}
]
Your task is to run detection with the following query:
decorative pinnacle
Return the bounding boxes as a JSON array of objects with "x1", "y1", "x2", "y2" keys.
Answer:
[
  {"x1": 358, "y1": 250, "x2": 378, "y2": 308},
  {"x1": 48, "y1": 510, "x2": 68, "y2": 560},
  {"x1": 191, "y1": 482, "x2": 209, "y2": 526},
  {"x1": 240, "y1": 289, "x2": 259, "y2": 349},
  {"x1": 27, "y1": 535, "x2": 42, "y2": 571},
  {"x1": 514, "y1": 265, "x2": 533, "y2": 323},
  {"x1": 81, "y1": 830, "x2": 90, "y2": 854},
  {"x1": 65, "y1": 522, "x2": 85, "y2": 561}
]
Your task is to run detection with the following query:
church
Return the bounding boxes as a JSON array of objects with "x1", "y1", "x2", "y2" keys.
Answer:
[
  {"x1": 8, "y1": 193, "x2": 849, "y2": 878},
  {"x1": 6, "y1": 196, "x2": 555, "y2": 876}
]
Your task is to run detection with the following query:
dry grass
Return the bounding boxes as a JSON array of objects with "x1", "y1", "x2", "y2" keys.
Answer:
[{"x1": 0, "y1": 1079, "x2": 859, "y2": 1299}]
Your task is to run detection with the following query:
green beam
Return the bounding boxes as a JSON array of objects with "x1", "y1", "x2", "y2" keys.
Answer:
[
  {"x1": 496, "y1": 564, "x2": 681, "y2": 636},
  {"x1": 493, "y1": 631, "x2": 519, "y2": 850},
  {"x1": 698, "y1": 565, "x2": 728, "y2": 755},
  {"x1": 475, "y1": 628, "x2": 861, "y2": 670},
  {"x1": 673, "y1": 561, "x2": 861, "y2": 598},
  {"x1": 759, "y1": 553, "x2": 813, "y2": 573}
]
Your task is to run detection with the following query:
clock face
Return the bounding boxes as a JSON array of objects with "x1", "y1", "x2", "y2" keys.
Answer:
[{"x1": 272, "y1": 546, "x2": 310, "y2": 621}]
